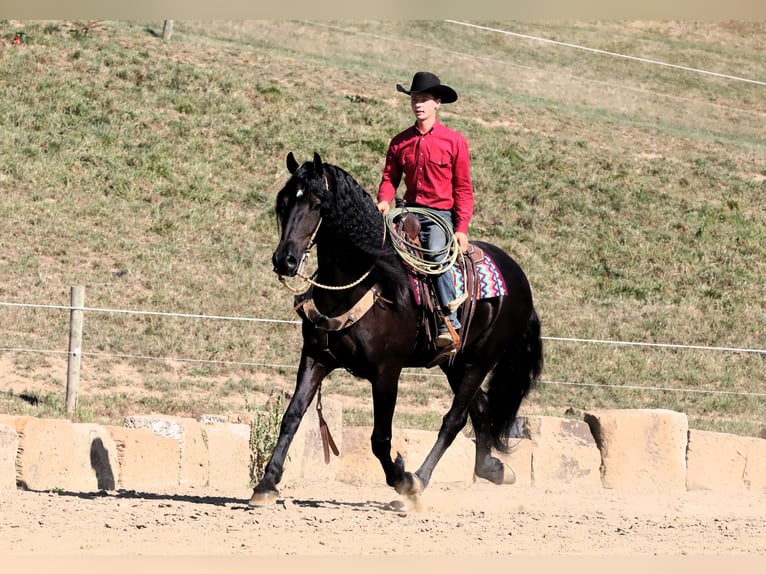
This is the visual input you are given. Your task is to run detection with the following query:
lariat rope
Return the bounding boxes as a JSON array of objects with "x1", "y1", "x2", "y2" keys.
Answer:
[
  {"x1": 383, "y1": 206, "x2": 461, "y2": 275},
  {"x1": 278, "y1": 201, "x2": 461, "y2": 293}
]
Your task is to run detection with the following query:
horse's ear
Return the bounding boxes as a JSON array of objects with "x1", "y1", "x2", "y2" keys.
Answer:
[
  {"x1": 286, "y1": 152, "x2": 299, "y2": 174},
  {"x1": 313, "y1": 152, "x2": 323, "y2": 174}
]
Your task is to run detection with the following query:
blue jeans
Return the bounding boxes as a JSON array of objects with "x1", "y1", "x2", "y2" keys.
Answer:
[{"x1": 417, "y1": 208, "x2": 460, "y2": 330}]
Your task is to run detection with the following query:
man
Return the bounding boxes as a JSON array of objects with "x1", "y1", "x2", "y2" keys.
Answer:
[{"x1": 377, "y1": 71, "x2": 475, "y2": 350}]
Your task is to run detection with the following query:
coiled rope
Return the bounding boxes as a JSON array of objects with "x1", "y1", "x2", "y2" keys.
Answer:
[{"x1": 384, "y1": 206, "x2": 461, "y2": 275}]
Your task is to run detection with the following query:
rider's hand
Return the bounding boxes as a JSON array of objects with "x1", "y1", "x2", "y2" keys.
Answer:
[
  {"x1": 455, "y1": 231, "x2": 469, "y2": 253},
  {"x1": 377, "y1": 200, "x2": 391, "y2": 214}
]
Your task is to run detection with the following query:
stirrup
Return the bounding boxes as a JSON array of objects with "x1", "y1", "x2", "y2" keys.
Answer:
[{"x1": 436, "y1": 321, "x2": 460, "y2": 350}]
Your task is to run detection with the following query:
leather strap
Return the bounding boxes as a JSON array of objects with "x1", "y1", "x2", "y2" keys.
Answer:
[
  {"x1": 295, "y1": 284, "x2": 382, "y2": 332},
  {"x1": 456, "y1": 245, "x2": 483, "y2": 354},
  {"x1": 317, "y1": 386, "x2": 339, "y2": 464}
]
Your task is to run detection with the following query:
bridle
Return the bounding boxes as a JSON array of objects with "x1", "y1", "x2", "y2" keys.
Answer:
[{"x1": 276, "y1": 175, "x2": 384, "y2": 293}]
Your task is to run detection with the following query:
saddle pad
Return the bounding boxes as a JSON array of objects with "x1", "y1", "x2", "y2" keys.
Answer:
[
  {"x1": 408, "y1": 251, "x2": 508, "y2": 306},
  {"x1": 454, "y1": 251, "x2": 508, "y2": 300}
]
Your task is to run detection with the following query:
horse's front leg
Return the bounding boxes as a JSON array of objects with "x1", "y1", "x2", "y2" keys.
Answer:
[
  {"x1": 249, "y1": 353, "x2": 329, "y2": 507},
  {"x1": 369, "y1": 368, "x2": 419, "y2": 496}
]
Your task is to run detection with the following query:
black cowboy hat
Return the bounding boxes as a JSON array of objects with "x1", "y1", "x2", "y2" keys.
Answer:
[{"x1": 396, "y1": 71, "x2": 458, "y2": 104}]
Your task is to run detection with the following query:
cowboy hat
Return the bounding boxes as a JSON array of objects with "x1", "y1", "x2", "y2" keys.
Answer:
[{"x1": 396, "y1": 71, "x2": 458, "y2": 104}]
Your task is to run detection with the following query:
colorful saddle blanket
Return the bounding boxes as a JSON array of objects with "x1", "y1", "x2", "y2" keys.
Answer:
[{"x1": 409, "y1": 250, "x2": 508, "y2": 307}]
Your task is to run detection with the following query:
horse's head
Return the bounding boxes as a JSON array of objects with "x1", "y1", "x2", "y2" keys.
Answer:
[{"x1": 272, "y1": 152, "x2": 328, "y2": 277}]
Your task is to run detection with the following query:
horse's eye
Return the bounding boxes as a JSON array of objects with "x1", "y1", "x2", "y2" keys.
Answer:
[{"x1": 296, "y1": 190, "x2": 304, "y2": 199}]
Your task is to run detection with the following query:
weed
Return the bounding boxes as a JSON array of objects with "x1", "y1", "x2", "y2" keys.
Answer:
[{"x1": 246, "y1": 391, "x2": 286, "y2": 485}]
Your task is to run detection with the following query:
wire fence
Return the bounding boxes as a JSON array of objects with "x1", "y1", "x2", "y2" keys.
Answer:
[
  {"x1": 302, "y1": 20, "x2": 766, "y2": 119},
  {"x1": 2, "y1": 22, "x2": 764, "y2": 414},
  {"x1": 1, "y1": 296, "x2": 764, "y2": 399},
  {"x1": 445, "y1": 20, "x2": 766, "y2": 88}
]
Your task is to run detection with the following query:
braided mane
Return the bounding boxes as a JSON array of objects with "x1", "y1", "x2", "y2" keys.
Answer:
[
  {"x1": 321, "y1": 163, "x2": 409, "y2": 301},
  {"x1": 276, "y1": 156, "x2": 409, "y2": 301}
]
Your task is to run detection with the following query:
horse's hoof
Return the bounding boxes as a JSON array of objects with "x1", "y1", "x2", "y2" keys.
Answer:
[
  {"x1": 387, "y1": 499, "x2": 407, "y2": 513},
  {"x1": 503, "y1": 463, "x2": 517, "y2": 485},
  {"x1": 248, "y1": 490, "x2": 279, "y2": 507},
  {"x1": 395, "y1": 473, "x2": 422, "y2": 498}
]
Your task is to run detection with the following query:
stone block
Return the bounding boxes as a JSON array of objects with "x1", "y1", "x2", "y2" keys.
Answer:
[
  {"x1": 686, "y1": 431, "x2": 765, "y2": 493},
  {"x1": 521, "y1": 415, "x2": 602, "y2": 488},
  {"x1": 225, "y1": 412, "x2": 254, "y2": 425},
  {"x1": 493, "y1": 437, "x2": 533, "y2": 487},
  {"x1": 686, "y1": 429, "x2": 749, "y2": 491},
  {"x1": 106, "y1": 426, "x2": 180, "y2": 491},
  {"x1": 397, "y1": 428, "x2": 475, "y2": 484},
  {"x1": 71, "y1": 423, "x2": 121, "y2": 491},
  {"x1": 336, "y1": 426, "x2": 474, "y2": 484},
  {"x1": 0, "y1": 423, "x2": 19, "y2": 490},
  {"x1": 201, "y1": 422, "x2": 251, "y2": 492},
  {"x1": 336, "y1": 426, "x2": 403, "y2": 485},
  {"x1": 584, "y1": 408, "x2": 688, "y2": 492},
  {"x1": 0, "y1": 415, "x2": 77, "y2": 491},
  {"x1": 124, "y1": 415, "x2": 208, "y2": 488},
  {"x1": 741, "y1": 435, "x2": 766, "y2": 493}
]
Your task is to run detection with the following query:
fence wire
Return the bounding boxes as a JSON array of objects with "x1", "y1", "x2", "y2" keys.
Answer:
[{"x1": 1, "y1": 300, "x2": 764, "y2": 398}]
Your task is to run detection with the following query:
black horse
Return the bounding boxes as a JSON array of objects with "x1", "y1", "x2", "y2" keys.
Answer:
[{"x1": 249, "y1": 152, "x2": 543, "y2": 507}]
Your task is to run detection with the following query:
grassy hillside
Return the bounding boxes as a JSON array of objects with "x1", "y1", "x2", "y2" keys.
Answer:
[{"x1": 0, "y1": 20, "x2": 764, "y2": 435}]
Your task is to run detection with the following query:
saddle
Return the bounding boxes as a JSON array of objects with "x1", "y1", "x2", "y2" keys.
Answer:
[{"x1": 396, "y1": 212, "x2": 483, "y2": 362}]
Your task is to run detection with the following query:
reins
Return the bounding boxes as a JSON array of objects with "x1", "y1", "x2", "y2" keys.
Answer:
[{"x1": 279, "y1": 264, "x2": 374, "y2": 293}]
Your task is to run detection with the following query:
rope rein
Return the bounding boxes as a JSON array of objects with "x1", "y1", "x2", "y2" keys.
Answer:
[
  {"x1": 279, "y1": 264, "x2": 374, "y2": 293},
  {"x1": 277, "y1": 172, "x2": 460, "y2": 292},
  {"x1": 277, "y1": 215, "x2": 386, "y2": 293}
]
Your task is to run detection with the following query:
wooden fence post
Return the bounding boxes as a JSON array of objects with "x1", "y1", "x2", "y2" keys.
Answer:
[
  {"x1": 162, "y1": 20, "x2": 174, "y2": 41},
  {"x1": 65, "y1": 286, "x2": 85, "y2": 417}
]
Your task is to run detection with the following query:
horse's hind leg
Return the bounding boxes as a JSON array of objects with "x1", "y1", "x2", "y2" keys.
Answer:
[
  {"x1": 467, "y1": 389, "x2": 513, "y2": 485},
  {"x1": 411, "y1": 366, "x2": 486, "y2": 491}
]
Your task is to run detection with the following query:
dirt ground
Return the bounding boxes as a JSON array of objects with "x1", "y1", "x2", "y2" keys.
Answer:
[{"x1": 1, "y1": 477, "x2": 764, "y2": 556}]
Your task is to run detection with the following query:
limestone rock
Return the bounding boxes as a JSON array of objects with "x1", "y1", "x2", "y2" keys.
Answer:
[
  {"x1": 201, "y1": 422, "x2": 251, "y2": 492},
  {"x1": 336, "y1": 426, "x2": 474, "y2": 485},
  {"x1": 0, "y1": 423, "x2": 19, "y2": 490},
  {"x1": 0, "y1": 415, "x2": 77, "y2": 491},
  {"x1": 106, "y1": 425, "x2": 180, "y2": 491},
  {"x1": 686, "y1": 429, "x2": 766, "y2": 492},
  {"x1": 124, "y1": 415, "x2": 208, "y2": 488},
  {"x1": 521, "y1": 415, "x2": 602, "y2": 488},
  {"x1": 72, "y1": 423, "x2": 121, "y2": 491},
  {"x1": 584, "y1": 408, "x2": 688, "y2": 491}
]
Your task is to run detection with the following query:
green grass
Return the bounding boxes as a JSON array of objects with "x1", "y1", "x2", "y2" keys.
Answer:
[{"x1": 0, "y1": 20, "x2": 763, "y2": 436}]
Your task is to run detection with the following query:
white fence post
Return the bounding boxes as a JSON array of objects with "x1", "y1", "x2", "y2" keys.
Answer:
[{"x1": 65, "y1": 285, "x2": 85, "y2": 417}]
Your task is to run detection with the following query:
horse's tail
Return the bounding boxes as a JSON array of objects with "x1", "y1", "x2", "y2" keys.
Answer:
[{"x1": 486, "y1": 308, "x2": 543, "y2": 453}]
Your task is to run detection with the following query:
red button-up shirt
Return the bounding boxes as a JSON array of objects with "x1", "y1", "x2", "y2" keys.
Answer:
[{"x1": 377, "y1": 120, "x2": 474, "y2": 234}]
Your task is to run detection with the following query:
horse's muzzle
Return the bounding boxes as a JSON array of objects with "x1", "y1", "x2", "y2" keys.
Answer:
[{"x1": 272, "y1": 246, "x2": 300, "y2": 277}]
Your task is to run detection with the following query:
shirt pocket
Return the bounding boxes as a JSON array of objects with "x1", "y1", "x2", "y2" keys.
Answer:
[
  {"x1": 396, "y1": 143, "x2": 416, "y2": 170},
  {"x1": 428, "y1": 149, "x2": 453, "y2": 171}
]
